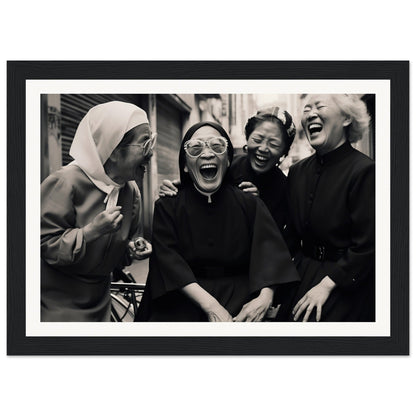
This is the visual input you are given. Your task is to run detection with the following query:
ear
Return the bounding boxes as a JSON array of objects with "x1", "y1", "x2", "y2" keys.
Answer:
[
  {"x1": 227, "y1": 160, "x2": 230, "y2": 168},
  {"x1": 343, "y1": 115, "x2": 352, "y2": 127}
]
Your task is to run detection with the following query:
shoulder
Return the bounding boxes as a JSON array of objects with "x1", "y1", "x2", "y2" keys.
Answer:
[
  {"x1": 348, "y1": 148, "x2": 375, "y2": 170},
  {"x1": 288, "y1": 153, "x2": 315, "y2": 175},
  {"x1": 41, "y1": 165, "x2": 88, "y2": 193}
]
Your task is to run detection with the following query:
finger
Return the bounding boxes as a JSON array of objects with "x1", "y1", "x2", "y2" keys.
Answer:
[
  {"x1": 107, "y1": 206, "x2": 122, "y2": 214},
  {"x1": 293, "y1": 301, "x2": 308, "y2": 321},
  {"x1": 172, "y1": 179, "x2": 181, "y2": 187},
  {"x1": 242, "y1": 187, "x2": 256, "y2": 193},
  {"x1": 113, "y1": 214, "x2": 123, "y2": 227},
  {"x1": 316, "y1": 305, "x2": 322, "y2": 322},
  {"x1": 302, "y1": 305, "x2": 315, "y2": 322},
  {"x1": 292, "y1": 296, "x2": 305, "y2": 316},
  {"x1": 233, "y1": 310, "x2": 247, "y2": 322}
]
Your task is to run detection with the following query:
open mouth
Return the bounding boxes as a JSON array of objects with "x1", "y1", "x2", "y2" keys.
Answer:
[
  {"x1": 254, "y1": 154, "x2": 269, "y2": 166},
  {"x1": 199, "y1": 163, "x2": 218, "y2": 180},
  {"x1": 308, "y1": 123, "x2": 323, "y2": 137}
]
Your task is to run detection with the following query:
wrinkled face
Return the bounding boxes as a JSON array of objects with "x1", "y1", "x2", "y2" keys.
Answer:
[
  {"x1": 108, "y1": 123, "x2": 153, "y2": 183},
  {"x1": 184, "y1": 126, "x2": 230, "y2": 194},
  {"x1": 247, "y1": 121, "x2": 286, "y2": 174},
  {"x1": 302, "y1": 94, "x2": 351, "y2": 154}
]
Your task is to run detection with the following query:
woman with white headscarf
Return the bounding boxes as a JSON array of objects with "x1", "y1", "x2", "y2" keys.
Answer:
[{"x1": 41, "y1": 101, "x2": 155, "y2": 322}]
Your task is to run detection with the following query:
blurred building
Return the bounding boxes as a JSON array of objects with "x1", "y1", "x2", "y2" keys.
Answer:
[{"x1": 41, "y1": 93, "x2": 375, "y2": 237}]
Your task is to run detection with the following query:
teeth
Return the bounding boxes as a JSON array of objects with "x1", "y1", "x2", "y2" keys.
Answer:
[
  {"x1": 255, "y1": 155, "x2": 268, "y2": 161},
  {"x1": 308, "y1": 123, "x2": 322, "y2": 133},
  {"x1": 200, "y1": 164, "x2": 217, "y2": 169}
]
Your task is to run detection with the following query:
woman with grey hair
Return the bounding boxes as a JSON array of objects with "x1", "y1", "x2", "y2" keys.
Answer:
[{"x1": 285, "y1": 94, "x2": 375, "y2": 322}]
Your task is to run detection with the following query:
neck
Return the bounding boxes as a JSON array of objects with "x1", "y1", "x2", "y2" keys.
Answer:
[
  {"x1": 193, "y1": 184, "x2": 216, "y2": 203},
  {"x1": 315, "y1": 137, "x2": 347, "y2": 156},
  {"x1": 104, "y1": 160, "x2": 127, "y2": 185}
]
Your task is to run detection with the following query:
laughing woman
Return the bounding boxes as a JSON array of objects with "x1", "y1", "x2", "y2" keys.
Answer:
[
  {"x1": 286, "y1": 94, "x2": 375, "y2": 322},
  {"x1": 137, "y1": 121, "x2": 299, "y2": 322},
  {"x1": 41, "y1": 101, "x2": 155, "y2": 321},
  {"x1": 160, "y1": 107, "x2": 296, "y2": 233}
]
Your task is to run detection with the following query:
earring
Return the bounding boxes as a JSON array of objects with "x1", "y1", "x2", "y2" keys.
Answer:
[{"x1": 243, "y1": 145, "x2": 248, "y2": 153}]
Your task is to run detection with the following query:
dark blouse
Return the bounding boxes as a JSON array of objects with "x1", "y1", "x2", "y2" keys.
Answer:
[
  {"x1": 138, "y1": 183, "x2": 299, "y2": 321},
  {"x1": 229, "y1": 154, "x2": 288, "y2": 232},
  {"x1": 285, "y1": 141, "x2": 375, "y2": 321}
]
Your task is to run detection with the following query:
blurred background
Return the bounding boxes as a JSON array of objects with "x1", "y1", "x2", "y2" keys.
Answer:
[{"x1": 41, "y1": 93, "x2": 375, "y2": 242}]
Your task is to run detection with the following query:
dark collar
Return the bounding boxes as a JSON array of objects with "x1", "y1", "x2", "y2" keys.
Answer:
[{"x1": 315, "y1": 141, "x2": 354, "y2": 165}]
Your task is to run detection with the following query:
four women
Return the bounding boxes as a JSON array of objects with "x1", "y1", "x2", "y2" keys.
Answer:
[{"x1": 41, "y1": 94, "x2": 375, "y2": 323}]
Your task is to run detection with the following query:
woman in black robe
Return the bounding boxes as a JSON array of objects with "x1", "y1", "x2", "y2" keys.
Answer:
[
  {"x1": 286, "y1": 94, "x2": 375, "y2": 322},
  {"x1": 137, "y1": 121, "x2": 299, "y2": 322},
  {"x1": 160, "y1": 107, "x2": 297, "y2": 233}
]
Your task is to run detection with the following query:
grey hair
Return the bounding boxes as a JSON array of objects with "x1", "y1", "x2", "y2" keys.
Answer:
[{"x1": 331, "y1": 94, "x2": 371, "y2": 143}]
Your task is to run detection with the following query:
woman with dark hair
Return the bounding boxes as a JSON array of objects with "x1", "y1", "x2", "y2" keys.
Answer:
[
  {"x1": 230, "y1": 107, "x2": 296, "y2": 231},
  {"x1": 287, "y1": 94, "x2": 375, "y2": 322},
  {"x1": 41, "y1": 101, "x2": 155, "y2": 321},
  {"x1": 137, "y1": 121, "x2": 299, "y2": 322},
  {"x1": 160, "y1": 107, "x2": 296, "y2": 233}
]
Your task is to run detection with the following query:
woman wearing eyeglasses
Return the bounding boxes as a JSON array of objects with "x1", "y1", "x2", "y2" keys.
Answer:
[
  {"x1": 160, "y1": 107, "x2": 296, "y2": 234},
  {"x1": 137, "y1": 121, "x2": 299, "y2": 322},
  {"x1": 41, "y1": 101, "x2": 156, "y2": 321}
]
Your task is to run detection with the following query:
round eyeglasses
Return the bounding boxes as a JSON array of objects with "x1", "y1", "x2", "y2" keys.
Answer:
[
  {"x1": 184, "y1": 137, "x2": 228, "y2": 157},
  {"x1": 122, "y1": 133, "x2": 157, "y2": 156}
]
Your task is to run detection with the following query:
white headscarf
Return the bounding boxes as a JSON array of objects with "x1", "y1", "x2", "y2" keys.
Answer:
[{"x1": 69, "y1": 101, "x2": 149, "y2": 209}]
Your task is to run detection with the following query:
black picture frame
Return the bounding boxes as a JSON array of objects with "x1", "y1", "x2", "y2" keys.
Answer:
[{"x1": 7, "y1": 60, "x2": 409, "y2": 355}]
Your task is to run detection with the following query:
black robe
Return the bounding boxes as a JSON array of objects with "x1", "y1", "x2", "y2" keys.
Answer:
[
  {"x1": 283, "y1": 141, "x2": 375, "y2": 322},
  {"x1": 229, "y1": 154, "x2": 288, "y2": 232},
  {"x1": 137, "y1": 183, "x2": 299, "y2": 321}
]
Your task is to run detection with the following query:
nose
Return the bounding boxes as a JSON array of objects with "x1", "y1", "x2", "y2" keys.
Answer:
[
  {"x1": 200, "y1": 143, "x2": 215, "y2": 158},
  {"x1": 200, "y1": 148, "x2": 215, "y2": 158},
  {"x1": 307, "y1": 108, "x2": 318, "y2": 121},
  {"x1": 258, "y1": 141, "x2": 269, "y2": 153}
]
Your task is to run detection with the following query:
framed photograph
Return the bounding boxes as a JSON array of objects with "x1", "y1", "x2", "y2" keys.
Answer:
[{"x1": 7, "y1": 61, "x2": 409, "y2": 355}]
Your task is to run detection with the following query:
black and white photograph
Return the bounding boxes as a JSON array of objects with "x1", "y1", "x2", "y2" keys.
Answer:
[
  {"x1": 38, "y1": 92, "x2": 376, "y2": 325},
  {"x1": 2, "y1": 3, "x2": 414, "y2": 416},
  {"x1": 8, "y1": 62, "x2": 407, "y2": 354}
]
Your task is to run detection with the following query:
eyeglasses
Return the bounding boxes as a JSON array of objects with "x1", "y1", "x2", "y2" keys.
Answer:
[
  {"x1": 184, "y1": 137, "x2": 228, "y2": 157},
  {"x1": 122, "y1": 133, "x2": 157, "y2": 156}
]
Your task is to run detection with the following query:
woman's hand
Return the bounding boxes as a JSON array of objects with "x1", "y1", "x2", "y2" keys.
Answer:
[
  {"x1": 292, "y1": 276, "x2": 336, "y2": 322},
  {"x1": 83, "y1": 206, "x2": 123, "y2": 242},
  {"x1": 128, "y1": 237, "x2": 152, "y2": 260},
  {"x1": 238, "y1": 181, "x2": 259, "y2": 197},
  {"x1": 159, "y1": 179, "x2": 180, "y2": 197},
  {"x1": 233, "y1": 287, "x2": 274, "y2": 322},
  {"x1": 206, "y1": 302, "x2": 233, "y2": 322},
  {"x1": 181, "y1": 282, "x2": 233, "y2": 322}
]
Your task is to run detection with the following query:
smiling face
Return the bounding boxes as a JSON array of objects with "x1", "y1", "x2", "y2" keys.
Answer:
[
  {"x1": 246, "y1": 121, "x2": 286, "y2": 174},
  {"x1": 302, "y1": 94, "x2": 351, "y2": 155},
  {"x1": 105, "y1": 123, "x2": 153, "y2": 184},
  {"x1": 183, "y1": 126, "x2": 230, "y2": 194}
]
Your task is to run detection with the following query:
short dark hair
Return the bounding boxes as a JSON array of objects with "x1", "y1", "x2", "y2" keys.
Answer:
[{"x1": 244, "y1": 112, "x2": 295, "y2": 157}]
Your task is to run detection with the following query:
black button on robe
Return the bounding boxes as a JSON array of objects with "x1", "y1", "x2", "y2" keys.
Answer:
[{"x1": 137, "y1": 183, "x2": 299, "y2": 321}]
